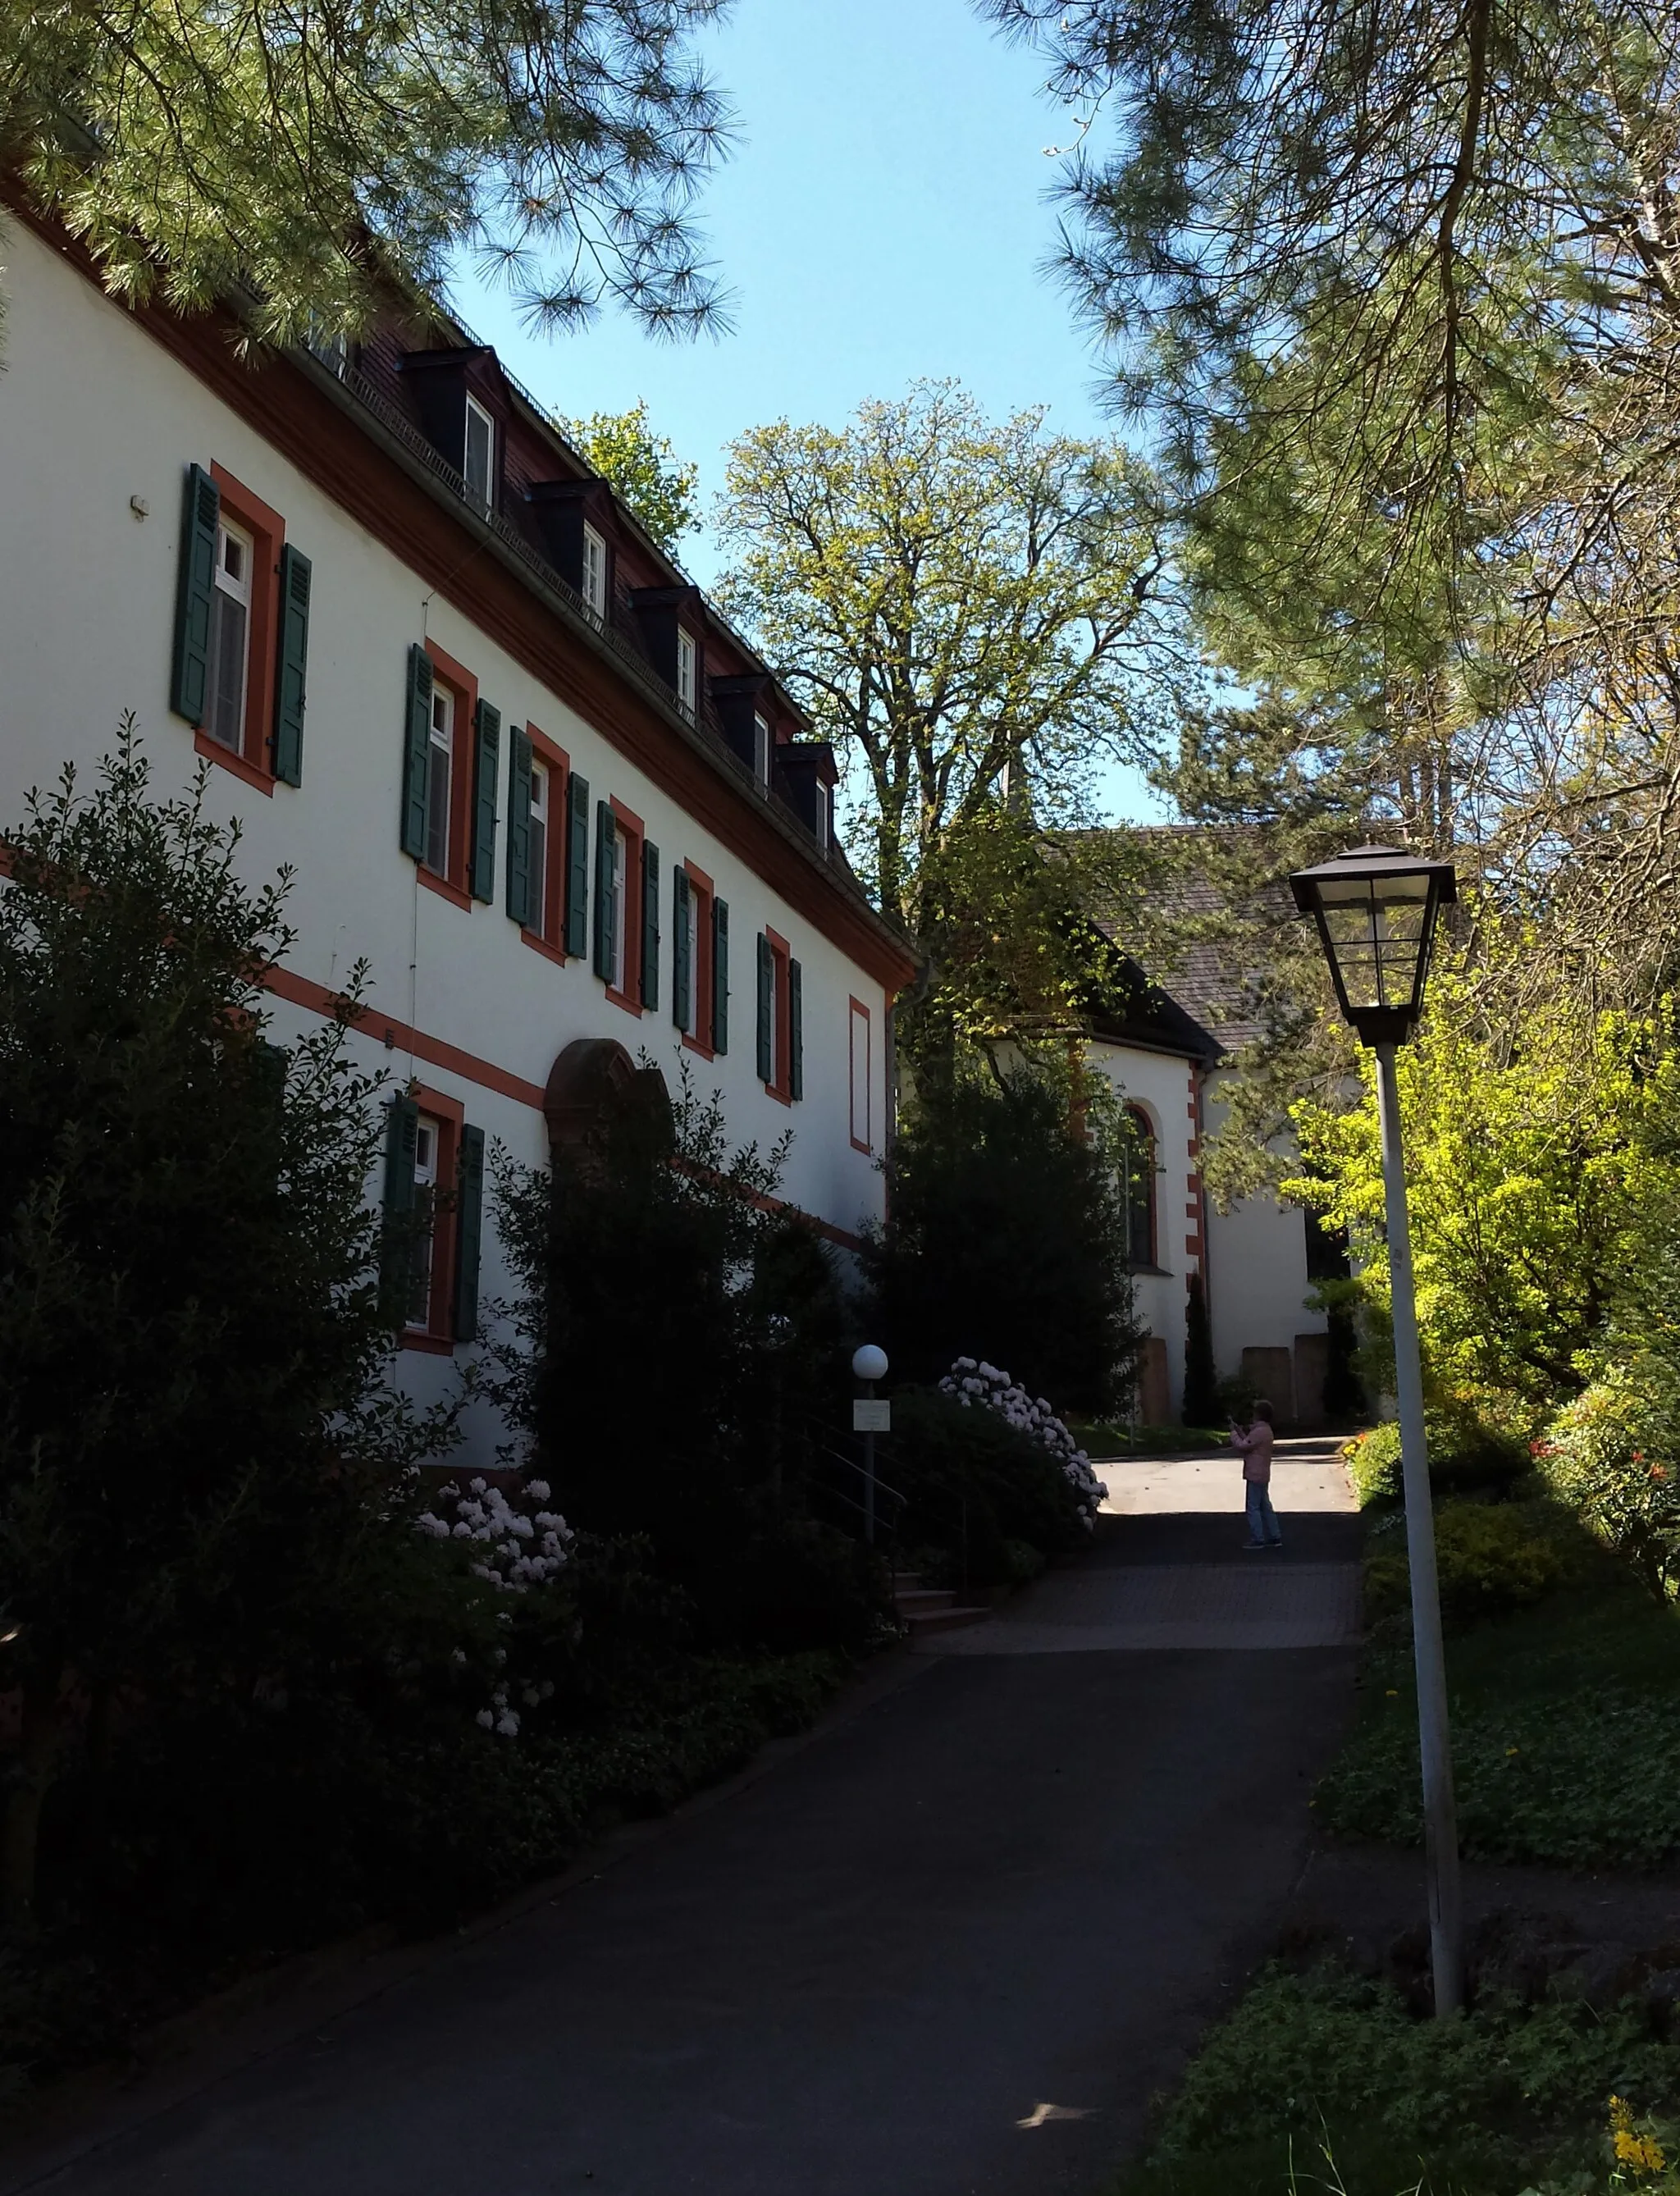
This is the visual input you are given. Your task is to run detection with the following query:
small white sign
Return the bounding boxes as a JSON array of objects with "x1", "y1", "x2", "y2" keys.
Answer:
[{"x1": 852, "y1": 1399, "x2": 891, "y2": 1433}]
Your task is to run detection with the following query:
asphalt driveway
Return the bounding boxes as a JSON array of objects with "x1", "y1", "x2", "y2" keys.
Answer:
[{"x1": 6, "y1": 1463, "x2": 1362, "y2": 2196}]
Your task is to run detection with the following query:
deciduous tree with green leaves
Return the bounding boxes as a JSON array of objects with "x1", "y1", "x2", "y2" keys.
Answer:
[
  {"x1": 715, "y1": 380, "x2": 1178, "y2": 1063},
  {"x1": 557, "y1": 401, "x2": 701, "y2": 555}
]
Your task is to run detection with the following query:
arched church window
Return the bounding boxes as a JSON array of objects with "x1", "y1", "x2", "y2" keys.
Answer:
[{"x1": 1124, "y1": 1105, "x2": 1157, "y2": 1269}]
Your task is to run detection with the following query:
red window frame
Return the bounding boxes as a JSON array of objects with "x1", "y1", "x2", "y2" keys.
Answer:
[
  {"x1": 606, "y1": 795, "x2": 646, "y2": 1016},
  {"x1": 680, "y1": 859, "x2": 717, "y2": 1061},
  {"x1": 848, "y1": 996, "x2": 872, "y2": 1153},
  {"x1": 765, "y1": 925, "x2": 792, "y2": 1105},
  {"x1": 402, "y1": 1084, "x2": 464, "y2": 1354},
  {"x1": 521, "y1": 722, "x2": 570, "y2": 966},
  {"x1": 418, "y1": 640, "x2": 479, "y2": 912},
  {"x1": 198, "y1": 463, "x2": 284, "y2": 797}
]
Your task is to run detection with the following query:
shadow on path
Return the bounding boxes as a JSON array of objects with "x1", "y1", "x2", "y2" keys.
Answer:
[{"x1": 5, "y1": 1468, "x2": 1365, "y2": 2196}]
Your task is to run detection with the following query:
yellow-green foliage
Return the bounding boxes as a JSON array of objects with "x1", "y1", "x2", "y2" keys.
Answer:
[
  {"x1": 1344, "y1": 1422, "x2": 1404, "y2": 1507},
  {"x1": 1541, "y1": 1368, "x2": 1680, "y2": 1604},
  {"x1": 1293, "y1": 976, "x2": 1680, "y2": 1409},
  {"x1": 556, "y1": 403, "x2": 700, "y2": 555},
  {"x1": 1363, "y1": 1502, "x2": 1563, "y2": 1625}
]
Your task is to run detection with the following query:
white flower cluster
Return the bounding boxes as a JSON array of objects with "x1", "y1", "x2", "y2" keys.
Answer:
[
  {"x1": 476, "y1": 1688, "x2": 521, "y2": 1738},
  {"x1": 415, "y1": 1475, "x2": 573, "y2": 1591},
  {"x1": 938, "y1": 1358, "x2": 1107, "y2": 1529}
]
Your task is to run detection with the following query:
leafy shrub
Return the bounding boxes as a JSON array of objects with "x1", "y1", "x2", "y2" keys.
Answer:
[
  {"x1": 1344, "y1": 1411, "x2": 1529, "y2": 1509},
  {"x1": 1363, "y1": 1501, "x2": 1563, "y2": 1626},
  {"x1": 701, "y1": 1514, "x2": 890, "y2": 1654},
  {"x1": 1124, "y1": 1961, "x2": 1680, "y2": 2196},
  {"x1": 487, "y1": 1075, "x2": 872, "y2": 1648},
  {"x1": 884, "y1": 1385, "x2": 1093, "y2": 1588},
  {"x1": 937, "y1": 1358, "x2": 1106, "y2": 1527},
  {"x1": 1541, "y1": 1369, "x2": 1680, "y2": 1603},
  {"x1": 1345, "y1": 1421, "x2": 1404, "y2": 1506}
]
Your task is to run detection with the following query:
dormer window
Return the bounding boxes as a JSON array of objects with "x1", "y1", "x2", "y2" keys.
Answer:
[
  {"x1": 753, "y1": 713, "x2": 772, "y2": 788},
  {"x1": 815, "y1": 781, "x2": 832, "y2": 851},
  {"x1": 677, "y1": 627, "x2": 697, "y2": 715},
  {"x1": 582, "y1": 524, "x2": 607, "y2": 619},
  {"x1": 463, "y1": 396, "x2": 495, "y2": 515}
]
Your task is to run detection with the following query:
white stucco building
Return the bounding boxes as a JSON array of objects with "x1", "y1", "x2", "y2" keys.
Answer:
[
  {"x1": 0, "y1": 208, "x2": 915, "y2": 1467},
  {"x1": 1079, "y1": 865, "x2": 1341, "y2": 1429}
]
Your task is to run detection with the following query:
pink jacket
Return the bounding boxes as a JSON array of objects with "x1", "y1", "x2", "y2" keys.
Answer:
[{"x1": 1232, "y1": 1422, "x2": 1275, "y2": 1483}]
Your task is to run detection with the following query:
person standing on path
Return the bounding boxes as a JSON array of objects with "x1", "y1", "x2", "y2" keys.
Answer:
[{"x1": 1231, "y1": 1400, "x2": 1282, "y2": 1550}]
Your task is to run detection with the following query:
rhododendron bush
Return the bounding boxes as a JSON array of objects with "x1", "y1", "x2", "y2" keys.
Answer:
[{"x1": 938, "y1": 1358, "x2": 1105, "y2": 1529}]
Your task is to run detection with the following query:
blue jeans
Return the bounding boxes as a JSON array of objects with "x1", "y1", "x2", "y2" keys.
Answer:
[{"x1": 1245, "y1": 1482, "x2": 1281, "y2": 1545}]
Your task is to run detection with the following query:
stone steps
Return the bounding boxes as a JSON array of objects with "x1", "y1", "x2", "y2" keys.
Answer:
[{"x1": 891, "y1": 1572, "x2": 990, "y2": 1641}]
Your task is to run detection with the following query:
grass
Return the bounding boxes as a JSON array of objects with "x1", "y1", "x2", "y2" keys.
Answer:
[
  {"x1": 1111, "y1": 1961, "x2": 1680, "y2": 2196},
  {"x1": 1319, "y1": 1496, "x2": 1680, "y2": 1868}
]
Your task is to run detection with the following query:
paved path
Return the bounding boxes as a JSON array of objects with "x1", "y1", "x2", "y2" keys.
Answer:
[{"x1": 7, "y1": 1448, "x2": 1361, "y2": 2196}]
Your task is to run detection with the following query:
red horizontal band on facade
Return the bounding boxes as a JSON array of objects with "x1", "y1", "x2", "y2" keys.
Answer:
[
  {"x1": 261, "y1": 965, "x2": 549, "y2": 1111},
  {"x1": 262, "y1": 966, "x2": 865, "y2": 1254}
]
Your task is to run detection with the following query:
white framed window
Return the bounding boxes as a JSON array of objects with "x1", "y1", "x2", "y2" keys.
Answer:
[
  {"x1": 677, "y1": 627, "x2": 697, "y2": 714},
  {"x1": 527, "y1": 760, "x2": 550, "y2": 934},
  {"x1": 815, "y1": 781, "x2": 832, "y2": 851},
  {"x1": 682, "y1": 880, "x2": 701, "y2": 1038},
  {"x1": 753, "y1": 712, "x2": 772, "y2": 788},
  {"x1": 408, "y1": 1114, "x2": 441, "y2": 1327},
  {"x1": 463, "y1": 396, "x2": 495, "y2": 515},
  {"x1": 426, "y1": 684, "x2": 454, "y2": 876},
  {"x1": 206, "y1": 516, "x2": 254, "y2": 751},
  {"x1": 609, "y1": 829, "x2": 628, "y2": 993},
  {"x1": 582, "y1": 524, "x2": 607, "y2": 618},
  {"x1": 849, "y1": 1001, "x2": 871, "y2": 1151}
]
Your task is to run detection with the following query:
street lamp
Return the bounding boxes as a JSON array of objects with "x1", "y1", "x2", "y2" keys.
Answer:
[{"x1": 1288, "y1": 844, "x2": 1463, "y2": 2019}]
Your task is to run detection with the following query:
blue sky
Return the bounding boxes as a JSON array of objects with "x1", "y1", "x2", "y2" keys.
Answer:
[{"x1": 450, "y1": 0, "x2": 1165, "y2": 820}]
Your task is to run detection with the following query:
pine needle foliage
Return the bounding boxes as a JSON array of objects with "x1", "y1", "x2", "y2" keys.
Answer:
[{"x1": 3, "y1": 0, "x2": 737, "y2": 346}]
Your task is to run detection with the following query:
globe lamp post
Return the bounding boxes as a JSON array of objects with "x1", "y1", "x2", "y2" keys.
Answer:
[
  {"x1": 852, "y1": 1345, "x2": 889, "y2": 1545},
  {"x1": 1288, "y1": 844, "x2": 1463, "y2": 2017}
]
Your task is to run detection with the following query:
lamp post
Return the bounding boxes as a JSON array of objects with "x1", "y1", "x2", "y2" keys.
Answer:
[
  {"x1": 1287, "y1": 843, "x2": 1463, "y2": 2018},
  {"x1": 852, "y1": 1345, "x2": 889, "y2": 1545}
]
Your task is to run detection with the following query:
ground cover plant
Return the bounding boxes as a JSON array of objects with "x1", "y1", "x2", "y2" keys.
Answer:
[
  {"x1": 1320, "y1": 1504, "x2": 1680, "y2": 1870},
  {"x1": 1111, "y1": 1961, "x2": 1680, "y2": 2196}
]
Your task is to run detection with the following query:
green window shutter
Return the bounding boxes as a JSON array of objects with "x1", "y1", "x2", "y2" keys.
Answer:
[
  {"x1": 712, "y1": 897, "x2": 729, "y2": 1054},
  {"x1": 272, "y1": 544, "x2": 311, "y2": 785},
  {"x1": 672, "y1": 866, "x2": 692, "y2": 1031},
  {"x1": 453, "y1": 1122, "x2": 486, "y2": 1342},
  {"x1": 592, "y1": 800, "x2": 617, "y2": 982},
  {"x1": 788, "y1": 958, "x2": 804, "y2": 1101},
  {"x1": 400, "y1": 645, "x2": 433, "y2": 859},
  {"x1": 564, "y1": 771, "x2": 590, "y2": 956},
  {"x1": 641, "y1": 842, "x2": 660, "y2": 1011},
  {"x1": 756, "y1": 933, "x2": 774, "y2": 1084},
  {"x1": 380, "y1": 1095, "x2": 420, "y2": 1317},
  {"x1": 171, "y1": 463, "x2": 220, "y2": 725},
  {"x1": 505, "y1": 727, "x2": 533, "y2": 925},
  {"x1": 470, "y1": 698, "x2": 500, "y2": 902}
]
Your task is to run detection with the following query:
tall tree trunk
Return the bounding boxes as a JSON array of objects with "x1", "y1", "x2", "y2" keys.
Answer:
[{"x1": 2, "y1": 1668, "x2": 62, "y2": 1927}]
